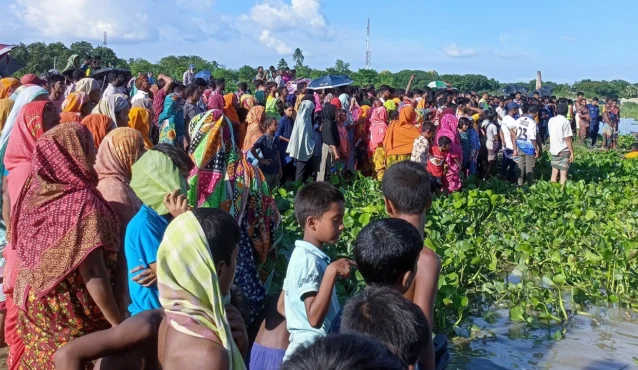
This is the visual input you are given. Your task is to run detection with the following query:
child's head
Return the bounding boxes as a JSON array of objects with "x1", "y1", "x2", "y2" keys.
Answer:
[
  {"x1": 421, "y1": 121, "x2": 435, "y2": 140},
  {"x1": 280, "y1": 333, "x2": 405, "y2": 370},
  {"x1": 381, "y1": 161, "x2": 432, "y2": 218},
  {"x1": 354, "y1": 218, "x2": 422, "y2": 292},
  {"x1": 388, "y1": 109, "x2": 399, "y2": 122},
  {"x1": 438, "y1": 136, "x2": 452, "y2": 153},
  {"x1": 295, "y1": 182, "x2": 345, "y2": 245},
  {"x1": 341, "y1": 286, "x2": 430, "y2": 368},
  {"x1": 192, "y1": 208, "x2": 241, "y2": 296},
  {"x1": 457, "y1": 117, "x2": 470, "y2": 131},
  {"x1": 284, "y1": 102, "x2": 294, "y2": 118},
  {"x1": 263, "y1": 117, "x2": 277, "y2": 135}
]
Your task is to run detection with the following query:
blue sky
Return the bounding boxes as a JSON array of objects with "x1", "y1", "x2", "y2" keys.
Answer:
[{"x1": 2, "y1": 0, "x2": 636, "y2": 83}]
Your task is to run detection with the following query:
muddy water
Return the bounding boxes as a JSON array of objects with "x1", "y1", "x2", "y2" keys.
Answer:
[{"x1": 448, "y1": 306, "x2": 638, "y2": 370}]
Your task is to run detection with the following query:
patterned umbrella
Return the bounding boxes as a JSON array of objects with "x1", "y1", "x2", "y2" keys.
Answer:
[{"x1": 428, "y1": 81, "x2": 452, "y2": 89}]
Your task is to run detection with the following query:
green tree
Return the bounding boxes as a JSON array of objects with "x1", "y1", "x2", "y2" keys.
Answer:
[
  {"x1": 238, "y1": 65, "x2": 257, "y2": 83},
  {"x1": 622, "y1": 85, "x2": 638, "y2": 99},
  {"x1": 351, "y1": 69, "x2": 379, "y2": 87},
  {"x1": 128, "y1": 58, "x2": 156, "y2": 76},
  {"x1": 92, "y1": 46, "x2": 125, "y2": 68},
  {"x1": 46, "y1": 42, "x2": 72, "y2": 71},
  {"x1": 292, "y1": 48, "x2": 304, "y2": 67},
  {"x1": 277, "y1": 58, "x2": 289, "y2": 70},
  {"x1": 69, "y1": 41, "x2": 94, "y2": 59},
  {"x1": 326, "y1": 59, "x2": 351, "y2": 75}
]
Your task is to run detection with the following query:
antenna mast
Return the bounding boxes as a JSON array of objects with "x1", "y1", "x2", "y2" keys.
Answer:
[
  {"x1": 365, "y1": 18, "x2": 371, "y2": 69},
  {"x1": 103, "y1": 32, "x2": 108, "y2": 46}
]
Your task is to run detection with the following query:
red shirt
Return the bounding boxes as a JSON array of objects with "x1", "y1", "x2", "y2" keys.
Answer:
[{"x1": 427, "y1": 146, "x2": 446, "y2": 178}]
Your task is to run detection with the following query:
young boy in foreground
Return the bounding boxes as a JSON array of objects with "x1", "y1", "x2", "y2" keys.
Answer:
[
  {"x1": 282, "y1": 182, "x2": 352, "y2": 360},
  {"x1": 381, "y1": 160, "x2": 441, "y2": 370}
]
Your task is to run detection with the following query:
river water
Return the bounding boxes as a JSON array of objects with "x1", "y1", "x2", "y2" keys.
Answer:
[{"x1": 610, "y1": 118, "x2": 636, "y2": 135}]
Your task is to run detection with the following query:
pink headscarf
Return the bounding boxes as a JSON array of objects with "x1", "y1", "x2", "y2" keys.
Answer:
[
  {"x1": 368, "y1": 107, "x2": 388, "y2": 153},
  {"x1": 435, "y1": 114, "x2": 462, "y2": 158},
  {"x1": 207, "y1": 92, "x2": 225, "y2": 110}
]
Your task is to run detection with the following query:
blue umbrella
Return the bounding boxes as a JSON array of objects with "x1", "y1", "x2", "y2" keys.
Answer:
[
  {"x1": 195, "y1": 70, "x2": 211, "y2": 81},
  {"x1": 308, "y1": 74, "x2": 353, "y2": 90},
  {"x1": 0, "y1": 54, "x2": 25, "y2": 77}
]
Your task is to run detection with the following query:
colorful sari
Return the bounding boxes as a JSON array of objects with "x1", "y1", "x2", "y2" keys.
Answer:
[
  {"x1": 158, "y1": 93, "x2": 185, "y2": 147},
  {"x1": 207, "y1": 91, "x2": 225, "y2": 110},
  {"x1": 242, "y1": 106, "x2": 266, "y2": 154},
  {"x1": 128, "y1": 107, "x2": 154, "y2": 149},
  {"x1": 81, "y1": 114, "x2": 117, "y2": 148},
  {"x1": 240, "y1": 94, "x2": 256, "y2": 110},
  {"x1": 12, "y1": 123, "x2": 119, "y2": 369},
  {"x1": 187, "y1": 110, "x2": 280, "y2": 324},
  {"x1": 383, "y1": 105, "x2": 420, "y2": 170},
  {"x1": 224, "y1": 93, "x2": 240, "y2": 124},
  {"x1": 62, "y1": 91, "x2": 87, "y2": 113},
  {"x1": 0, "y1": 78, "x2": 20, "y2": 100},
  {"x1": 436, "y1": 114, "x2": 463, "y2": 192},
  {"x1": 158, "y1": 211, "x2": 246, "y2": 370}
]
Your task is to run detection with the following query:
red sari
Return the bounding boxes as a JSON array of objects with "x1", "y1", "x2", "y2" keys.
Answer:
[{"x1": 11, "y1": 123, "x2": 120, "y2": 369}]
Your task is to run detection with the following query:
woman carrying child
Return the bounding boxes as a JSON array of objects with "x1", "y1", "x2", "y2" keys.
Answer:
[
  {"x1": 383, "y1": 105, "x2": 420, "y2": 170},
  {"x1": 436, "y1": 114, "x2": 463, "y2": 192}
]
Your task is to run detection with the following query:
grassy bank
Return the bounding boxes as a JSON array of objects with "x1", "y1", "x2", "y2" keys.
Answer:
[
  {"x1": 621, "y1": 101, "x2": 638, "y2": 120},
  {"x1": 272, "y1": 141, "x2": 638, "y2": 338}
]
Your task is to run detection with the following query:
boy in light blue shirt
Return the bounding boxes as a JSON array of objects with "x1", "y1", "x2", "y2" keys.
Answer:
[{"x1": 283, "y1": 182, "x2": 351, "y2": 360}]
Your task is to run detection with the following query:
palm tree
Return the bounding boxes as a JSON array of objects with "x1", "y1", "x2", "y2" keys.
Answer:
[
  {"x1": 293, "y1": 48, "x2": 304, "y2": 67},
  {"x1": 277, "y1": 58, "x2": 289, "y2": 70}
]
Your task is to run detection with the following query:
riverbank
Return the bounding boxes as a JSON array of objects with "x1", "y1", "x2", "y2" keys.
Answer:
[{"x1": 621, "y1": 101, "x2": 638, "y2": 120}]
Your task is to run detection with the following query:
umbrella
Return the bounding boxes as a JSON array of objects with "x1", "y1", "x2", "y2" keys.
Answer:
[
  {"x1": 534, "y1": 87, "x2": 552, "y2": 97},
  {"x1": 90, "y1": 67, "x2": 131, "y2": 80},
  {"x1": 0, "y1": 54, "x2": 26, "y2": 77},
  {"x1": 515, "y1": 86, "x2": 528, "y2": 95},
  {"x1": 194, "y1": 70, "x2": 211, "y2": 81},
  {"x1": 308, "y1": 75, "x2": 353, "y2": 90},
  {"x1": 427, "y1": 81, "x2": 451, "y2": 89},
  {"x1": 500, "y1": 85, "x2": 518, "y2": 95}
]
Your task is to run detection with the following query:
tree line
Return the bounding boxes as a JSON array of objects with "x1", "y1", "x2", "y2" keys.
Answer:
[{"x1": 9, "y1": 41, "x2": 638, "y2": 100}]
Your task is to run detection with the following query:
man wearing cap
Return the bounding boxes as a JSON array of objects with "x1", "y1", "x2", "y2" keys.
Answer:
[
  {"x1": 500, "y1": 102, "x2": 519, "y2": 181},
  {"x1": 183, "y1": 64, "x2": 195, "y2": 85}
]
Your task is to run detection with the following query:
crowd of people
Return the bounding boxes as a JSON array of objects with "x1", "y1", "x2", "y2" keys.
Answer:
[{"x1": 0, "y1": 56, "x2": 635, "y2": 370}]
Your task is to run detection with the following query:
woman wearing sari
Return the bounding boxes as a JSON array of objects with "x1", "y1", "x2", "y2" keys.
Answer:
[
  {"x1": 93, "y1": 94, "x2": 130, "y2": 128},
  {"x1": 224, "y1": 93, "x2": 242, "y2": 143},
  {"x1": 95, "y1": 128, "x2": 146, "y2": 316},
  {"x1": 287, "y1": 100, "x2": 315, "y2": 182},
  {"x1": 61, "y1": 91, "x2": 89, "y2": 123},
  {"x1": 187, "y1": 109, "x2": 280, "y2": 325},
  {"x1": 1, "y1": 101, "x2": 60, "y2": 368},
  {"x1": 158, "y1": 93, "x2": 186, "y2": 148},
  {"x1": 12, "y1": 123, "x2": 122, "y2": 369},
  {"x1": 0, "y1": 78, "x2": 20, "y2": 100},
  {"x1": 240, "y1": 94, "x2": 256, "y2": 111},
  {"x1": 128, "y1": 107, "x2": 154, "y2": 150},
  {"x1": 383, "y1": 105, "x2": 420, "y2": 171},
  {"x1": 436, "y1": 114, "x2": 463, "y2": 192},
  {"x1": 368, "y1": 106, "x2": 389, "y2": 180},
  {"x1": 75, "y1": 78, "x2": 102, "y2": 104},
  {"x1": 81, "y1": 114, "x2": 117, "y2": 148},
  {"x1": 242, "y1": 106, "x2": 266, "y2": 156},
  {"x1": 317, "y1": 99, "x2": 341, "y2": 182}
]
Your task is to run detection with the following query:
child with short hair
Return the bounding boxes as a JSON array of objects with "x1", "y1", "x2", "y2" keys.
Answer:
[
  {"x1": 283, "y1": 182, "x2": 351, "y2": 360},
  {"x1": 341, "y1": 286, "x2": 430, "y2": 368},
  {"x1": 381, "y1": 161, "x2": 441, "y2": 370},
  {"x1": 411, "y1": 121, "x2": 435, "y2": 165},
  {"x1": 251, "y1": 117, "x2": 282, "y2": 190},
  {"x1": 427, "y1": 136, "x2": 451, "y2": 192},
  {"x1": 281, "y1": 333, "x2": 405, "y2": 370}
]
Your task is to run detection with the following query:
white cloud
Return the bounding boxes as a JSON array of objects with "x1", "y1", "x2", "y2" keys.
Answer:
[
  {"x1": 11, "y1": 0, "x2": 155, "y2": 42},
  {"x1": 259, "y1": 30, "x2": 293, "y2": 55},
  {"x1": 249, "y1": 0, "x2": 329, "y2": 35},
  {"x1": 442, "y1": 44, "x2": 480, "y2": 58}
]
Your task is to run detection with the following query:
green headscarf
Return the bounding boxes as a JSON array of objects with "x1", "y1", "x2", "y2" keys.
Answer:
[
  {"x1": 63, "y1": 54, "x2": 79, "y2": 73},
  {"x1": 130, "y1": 150, "x2": 187, "y2": 215}
]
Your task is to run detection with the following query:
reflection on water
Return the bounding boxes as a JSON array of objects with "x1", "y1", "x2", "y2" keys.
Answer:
[
  {"x1": 613, "y1": 118, "x2": 636, "y2": 135},
  {"x1": 449, "y1": 307, "x2": 638, "y2": 369}
]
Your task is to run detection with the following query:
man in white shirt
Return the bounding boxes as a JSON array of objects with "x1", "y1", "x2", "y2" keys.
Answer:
[
  {"x1": 131, "y1": 75, "x2": 152, "y2": 105},
  {"x1": 183, "y1": 64, "x2": 195, "y2": 85},
  {"x1": 495, "y1": 99, "x2": 505, "y2": 124},
  {"x1": 513, "y1": 103, "x2": 539, "y2": 186},
  {"x1": 548, "y1": 103, "x2": 574, "y2": 185},
  {"x1": 500, "y1": 102, "x2": 519, "y2": 181},
  {"x1": 481, "y1": 109, "x2": 501, "y2": 178},
  {"x1": 102, "y1": 71, "x2": 127, "y2": 99}
]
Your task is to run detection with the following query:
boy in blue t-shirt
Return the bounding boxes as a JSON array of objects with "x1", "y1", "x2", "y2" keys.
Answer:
[
  {"x1": 282, "y1": 182, "x2": 351, "y2": 360},
  {"x1": 587, "y1": 97, "x2": 600, "y2": 146},
  {"x1": 125, "y1": 145, "x2": 193, "y2": 316}
]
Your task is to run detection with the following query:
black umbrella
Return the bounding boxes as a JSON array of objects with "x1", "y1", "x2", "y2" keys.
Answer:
[
  {"x1": 90, "y1": 67, "x2": 131, "y2": 81},
  {"x1": 500, "y1": 85, "x2": 518, "y2": 95},
  {"x1": 515, "y1": 86, "x2": 528, "y2": 95},
  {"x1": 308, "y1": 74, "x2": 353, "y2": 89},
  {"x1": 0, "y1": 54, "x2": 25, "y2": 77},
  {"x1": 534, "y1": 87, "x2": 552, "y2": 97}
]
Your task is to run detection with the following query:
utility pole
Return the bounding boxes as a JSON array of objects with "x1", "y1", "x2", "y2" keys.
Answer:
[
  {"x1": 103, "y1": 32, "x2": 108, "y2": 47},
  {"x1": 365, "y1": 18, "x2": 371, "y2": 69}
]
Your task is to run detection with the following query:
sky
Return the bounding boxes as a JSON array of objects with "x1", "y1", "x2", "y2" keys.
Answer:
[{"x1": 2, "y1": 0, "x2": 637, "y2": 83}]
